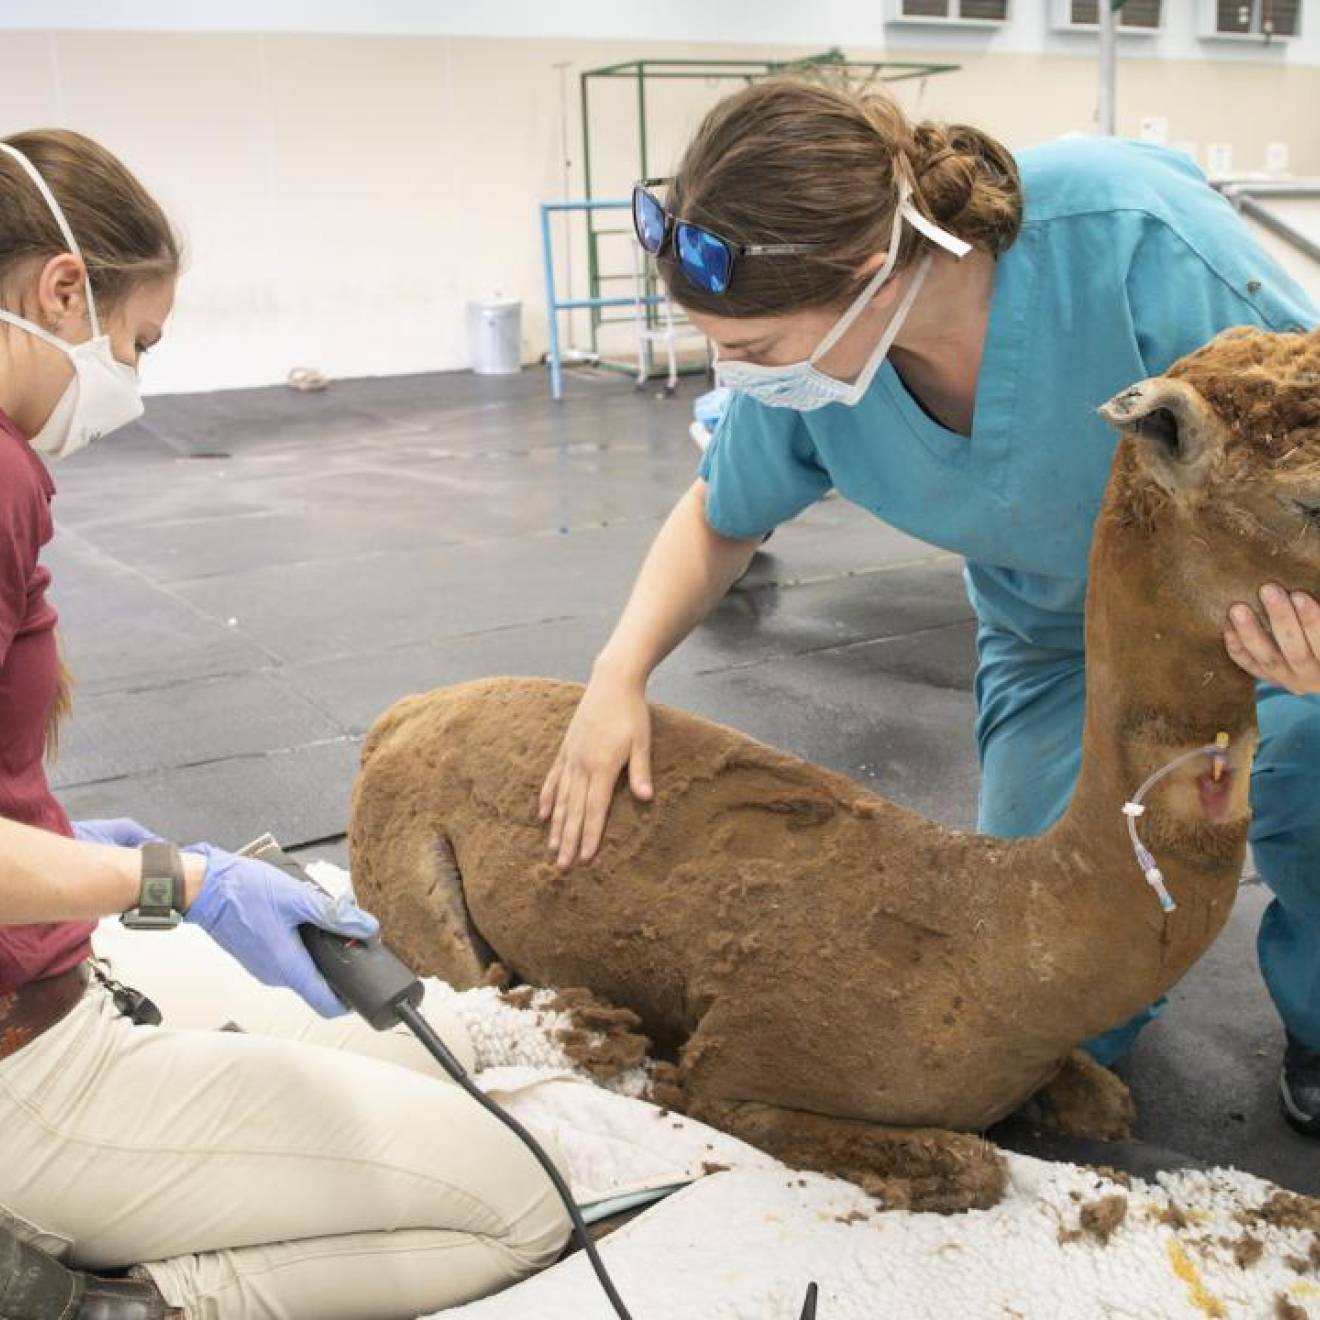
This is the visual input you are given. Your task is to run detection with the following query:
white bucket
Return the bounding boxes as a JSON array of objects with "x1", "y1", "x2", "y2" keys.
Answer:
[{"x1": 468, "y1": 298, "x2": 522, "y2": 375}]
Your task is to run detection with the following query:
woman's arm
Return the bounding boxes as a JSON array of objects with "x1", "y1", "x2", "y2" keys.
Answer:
[
  {"x1": 540, "y1": 479, "x2": 762, "y2": 869},
  {"x1": 0, "y1": 815, "x2": 205, "y2": 923},
  {"x1": 1, "y1": 815, "x2": 380, "y2": 1017}
]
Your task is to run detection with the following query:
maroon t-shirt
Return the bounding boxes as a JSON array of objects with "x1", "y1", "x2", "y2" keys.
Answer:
[{"x1": 0, "y1": 410, "x2": 91, "y2": 994}]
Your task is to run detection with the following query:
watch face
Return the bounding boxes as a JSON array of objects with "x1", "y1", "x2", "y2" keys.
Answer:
[
  {"x1": 142, "y1": 877, "x2": 175, "y2": 909},
  {"x1": 137, "y1": 842, "x2": 183, "y2": 923}
]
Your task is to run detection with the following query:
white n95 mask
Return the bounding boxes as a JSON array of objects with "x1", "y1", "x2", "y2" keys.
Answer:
[
  {"x1": 714, "y1": 184, "x2": 972, "y2": 412},
  {"x1": 0, "y1": 142, "x2": 144, "y2": 461}
]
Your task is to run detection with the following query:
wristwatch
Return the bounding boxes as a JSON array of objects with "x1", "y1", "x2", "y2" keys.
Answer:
[{"x1": 121, "y1": 842, "x2": 186, "y2": 930}]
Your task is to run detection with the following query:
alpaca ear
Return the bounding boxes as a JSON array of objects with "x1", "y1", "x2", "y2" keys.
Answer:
[{"x1": 1098, "y1": 377, "x2": 1219, "y2": 492}]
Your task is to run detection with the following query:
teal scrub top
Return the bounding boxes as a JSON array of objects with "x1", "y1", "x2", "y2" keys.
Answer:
[{"x1": 698, "y1": 137, "x2": 1319, "y2": 652}]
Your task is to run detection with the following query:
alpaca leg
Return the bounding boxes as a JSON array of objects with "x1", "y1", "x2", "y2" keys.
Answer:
[
  {"x1": 1018, "y1": 1050, "x2": 1136, "y2": 1141},
  {"x1": 683, "y1": 1094, "x2": 1005, "y2": 1213},
  {"x1": 352, "y1": 821, "x2": 492, "y2": 989},
  {"x1": 350, "y1": 713, "x2": 497, "y2": 987}
]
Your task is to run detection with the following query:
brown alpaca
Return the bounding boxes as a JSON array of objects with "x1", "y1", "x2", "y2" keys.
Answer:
[{"x1": 350, "y1": 328, "x2": 1320, "y2": 1213}]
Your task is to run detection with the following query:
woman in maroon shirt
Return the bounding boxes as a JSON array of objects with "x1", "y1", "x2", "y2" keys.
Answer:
[
  {"x1": 0, "y1": 410, "x2": 90, "y2": 988},
  {"x1": 0, "y1": 133, "x2": 567, "y2": 1319}
]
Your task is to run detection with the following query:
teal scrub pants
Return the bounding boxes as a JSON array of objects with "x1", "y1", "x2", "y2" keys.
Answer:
[{"x1": 974, "y1": 625, "x2": 1320, "y2": 1064}]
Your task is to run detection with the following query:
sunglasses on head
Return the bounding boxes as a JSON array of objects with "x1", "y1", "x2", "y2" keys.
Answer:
[{"x1": 632, "y1": 178, "x2": 818, "y2": 296}]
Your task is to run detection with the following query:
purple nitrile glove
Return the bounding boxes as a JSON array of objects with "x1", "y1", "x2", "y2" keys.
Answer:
[
  {"x1": 72, "y1": 818, "x2": 162, "y2": 848},
  {"x1": 181, "y1": 843, "x2": 380, "y2": 1018}
]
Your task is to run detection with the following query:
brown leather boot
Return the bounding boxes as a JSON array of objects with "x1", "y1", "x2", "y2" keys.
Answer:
[{"x1": 0, "y1": 1222, "x2": 182, "y2": 1319}]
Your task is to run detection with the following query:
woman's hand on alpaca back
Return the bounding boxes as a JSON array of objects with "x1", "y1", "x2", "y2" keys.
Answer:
[{"x1": 538, "y1": 669, "x2": 653, "y2": 871}]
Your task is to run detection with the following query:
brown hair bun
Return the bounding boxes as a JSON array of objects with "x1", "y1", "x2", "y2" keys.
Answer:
[{"x1": 910, "y1": 120, "x2": 1021, "y2": 258}]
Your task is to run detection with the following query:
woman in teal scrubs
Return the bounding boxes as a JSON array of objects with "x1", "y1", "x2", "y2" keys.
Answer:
[{"x1": 538, "y1": 80, "x2": 1320, "y2": 1132}]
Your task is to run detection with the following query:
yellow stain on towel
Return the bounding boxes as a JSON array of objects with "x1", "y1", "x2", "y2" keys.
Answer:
[{"x1": 1166, "y1": 1239, "x2": 1226, "y2": 1318}]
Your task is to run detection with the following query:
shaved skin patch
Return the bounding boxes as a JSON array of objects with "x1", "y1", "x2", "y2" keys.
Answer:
[{"x1": 1197, "y1": 768, "x2": 1236, "y2": 822}]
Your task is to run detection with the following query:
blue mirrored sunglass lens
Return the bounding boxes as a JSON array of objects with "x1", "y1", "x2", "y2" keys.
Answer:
[
  {"x1": 675, "y1": 223, "x2": 732, "y2": 295},
  {"x1": 634, "y1": 190, "x2": 667, "y2": 254}
]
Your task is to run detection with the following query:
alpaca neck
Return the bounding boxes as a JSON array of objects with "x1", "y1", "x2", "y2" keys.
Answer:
[{"x1": 1038, "y1": 462, "x2": 1258, "y2": 1034}]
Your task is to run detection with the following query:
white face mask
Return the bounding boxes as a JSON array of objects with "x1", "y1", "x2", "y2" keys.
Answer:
[
  {"x1": 714, "y1": 184, "x2": 972, "y2": 412},
  {"x1": 0, "y1": 142, "x2": 144, "y2": 461}
]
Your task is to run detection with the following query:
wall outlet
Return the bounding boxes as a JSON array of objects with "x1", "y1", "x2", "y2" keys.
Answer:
[
  {"x1": 1264, "y1": 142, "x2": 1290, "y2": 176},
  {"x1": 1205, "y1": 142, "x2": 1234, "y2": 177}
]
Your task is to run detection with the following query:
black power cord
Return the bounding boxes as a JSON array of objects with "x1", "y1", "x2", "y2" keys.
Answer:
[
  {"x1": 394, "y1": 999, "x2": 635, "y2": 1318},
  {"x1": 297, "y1": 919, "x2": 639, "y2": 1318},
  {"x1": 264, "y1": 838, "x2": 817, "y2": 1319},
  {"x1": 381, "y1": 967, "x2": 819, "y2": 1318}
]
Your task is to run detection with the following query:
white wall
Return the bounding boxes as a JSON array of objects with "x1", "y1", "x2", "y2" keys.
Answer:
[
  {"x1": 1, "y1": 6, "x2": 1317, "y2": 395},
  {"x1": 5, "y1": 1, "x2": 1320, "y2": 64}
]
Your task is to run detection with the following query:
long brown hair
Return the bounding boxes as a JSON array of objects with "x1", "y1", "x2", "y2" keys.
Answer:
[
  {"x1": 0, "y1": 128, "x2": 179, "y2": 758},
  {"x1": 656, "y1": 80, "x2": 1022, "y2": 318},
  {"x1": 45, "y1": 657, "x2": 75, "y2": 762}
]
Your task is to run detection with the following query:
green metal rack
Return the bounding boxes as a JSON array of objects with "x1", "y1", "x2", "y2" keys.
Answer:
[{"x1": 575, "y1": 48, "x2": 961, "y2": 373}]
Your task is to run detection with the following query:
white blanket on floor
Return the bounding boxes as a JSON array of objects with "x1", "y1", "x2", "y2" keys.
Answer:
[
  {"x1": 448, "y1": 1067, "x2": 1319, "y2": 1320},
  {"x1": 94, "y1": 866, "x2": 1320, "y2": 1320}
]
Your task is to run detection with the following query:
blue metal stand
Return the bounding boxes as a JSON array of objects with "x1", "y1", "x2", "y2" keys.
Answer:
[{"x1": 539, "y1": 198, "x2": 663, "y2": 401}]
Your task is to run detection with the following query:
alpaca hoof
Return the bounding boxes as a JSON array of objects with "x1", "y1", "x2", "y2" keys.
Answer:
[
  {"x1": 1021, "y1": 1051, "x2": 1136, "y2": 1141},
  {"x1": 683, "y1": 1095, "x2": 1007, "y2": 1215}
]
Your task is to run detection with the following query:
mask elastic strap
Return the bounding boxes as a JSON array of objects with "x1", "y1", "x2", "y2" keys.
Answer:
[
  {"x1": 841, "y1": 254, "x2": 935, "y2": 403},
  {"x1": 811, "y1": 195, "x2": 908, "y2": 364},
  {"x1": 0, "y1": 142, "x2": 101, "y2": 339},
  {"x1": 0, "y1": 307, "x2": 76, "y2": 356},
  {"x1": 903, "y1": 204, "x2": 973, "y2": 259},
  {"x1": 810, "y1": 185, "x2": 971, "y2": 365}
]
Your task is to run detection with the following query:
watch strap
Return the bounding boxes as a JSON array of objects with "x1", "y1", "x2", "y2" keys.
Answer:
[{"x1": 121, "y1": 841, "x2": 185, "y2": 930}]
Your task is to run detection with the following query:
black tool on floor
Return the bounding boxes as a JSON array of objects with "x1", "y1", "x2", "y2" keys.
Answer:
[{"x1": 241, "y1": 835, "x2": 820, "y2": 1319}]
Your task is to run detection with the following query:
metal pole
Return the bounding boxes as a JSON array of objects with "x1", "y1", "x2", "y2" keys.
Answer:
[
  {"x1": 1234, "y1": 193, "x2": 1320, "y2": 266},
  {"x1": 1098, "y1": 0, "x2": 1117, "y2": 136},
  {"x1": 579, "y1": 71, "x2": 600, "y2": 357},
  {"x1": 553, "y1": 62, "x2": 574, "y2": 350},
  {"x1": 635, "y1": 64, "x2": 657, "y2": 376},
  {"x1": 540, "y1": 203, "x2": 564, "y2": 402}
]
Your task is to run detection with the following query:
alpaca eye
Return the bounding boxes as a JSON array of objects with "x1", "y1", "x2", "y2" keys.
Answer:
[{"x1": 1294, "y1": 500, "x2": 1320, "y2": 527}]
